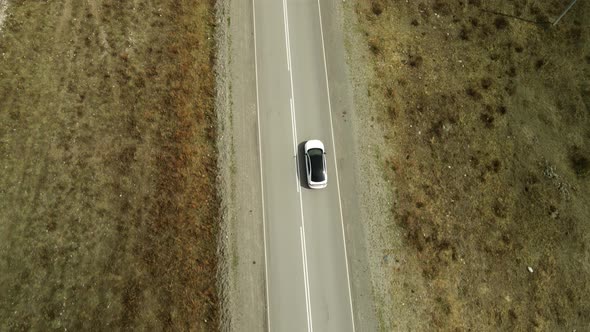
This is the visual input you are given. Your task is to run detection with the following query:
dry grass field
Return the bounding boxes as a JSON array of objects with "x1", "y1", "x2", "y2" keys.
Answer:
[
  {"x1": 353, "y1": 0, "x2": 589, "y2": 330},
  {"x1": 0, "y1": 0, "x2": 219, "y2": 330}
]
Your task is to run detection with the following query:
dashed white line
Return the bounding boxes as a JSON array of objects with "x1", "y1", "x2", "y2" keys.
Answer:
[
  {"x1": 290, "y1": 98, "x2": 297, "y2": 156},
  {"x1": 297, "y1": 184, "x2": 312, "y2": 331},
  {"x1": 283, "y1": 0, "x2": 313, "y2": 330},
  {"x1": 290, "y1": 98, "x2": 299, "y2": 191},
  {"x1": 251, "y1": 1, "x2": 272, "y2": 331},
  {"x1": 300, "y1": 227, "x2": 313, "y2": 332},
  {"x1": 295, "y1": 155, "x2": 301, "y2": 193},
  {"x1": 282, "y1": 0, "x2": 292, "y2": 72},
  {"x1": 316, "y1": 0, "x2": 357, "y2": 330}
]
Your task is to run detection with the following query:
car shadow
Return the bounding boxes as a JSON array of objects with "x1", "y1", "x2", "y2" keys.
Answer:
[{"x1": 297, "y1": 141, "x2": 308, "y2": 189}]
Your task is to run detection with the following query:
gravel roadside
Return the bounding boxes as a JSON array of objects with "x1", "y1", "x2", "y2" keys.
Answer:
[
  {"x1": 0, "y1": 0, "x2": 7, "y2": 32},
  {"x1": 215, "y1": 0, "x2": 267, "y2": 330},
  {"x1": 340, "y1": 1, "x2": 400, "y2": 330}
]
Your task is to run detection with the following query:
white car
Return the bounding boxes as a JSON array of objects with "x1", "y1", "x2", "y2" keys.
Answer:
[{"x1": 304, "y1": 140, "x2": 327, "y2": 189}]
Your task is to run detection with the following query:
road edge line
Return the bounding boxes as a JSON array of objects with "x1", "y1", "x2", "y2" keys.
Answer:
[
  {"x1": 316, "y1": 0, "x2": 357, "y2": 330},
  {"x1": 252, "y1": 1, "x2": 272, "y2": 331}
]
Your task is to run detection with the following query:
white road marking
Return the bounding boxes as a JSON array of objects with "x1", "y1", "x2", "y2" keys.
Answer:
[
  {"x1": 295, "y1": 155, "x2": 301, "y2": 193},
  {"x1": 283, "y1": 0, "x2": 313, "y2": 330},
  {"x1": 282, "y1": 0, "x2": 292, "y2": 72},
  {"x1": 297, "y1": 187, "x2": 313, "y2": 332},
  {"x1": 251, "y1": 2, "x2": 272, "y2": 331},
  {"x1": 283, "y1": 0, "x2": 298, "y2": 155},
  {"x1": 290, "y1": 98, "x2": 297, "y2": 156},
  {"x1": 290, "y1": 98, "x2": 299, "y2": 191},
  {"x1": 300, "y1": 227, "x2": 313, "y2": 332},
  {"x1": 316, "y1": 0, "x2": 356, "y2": 330}
]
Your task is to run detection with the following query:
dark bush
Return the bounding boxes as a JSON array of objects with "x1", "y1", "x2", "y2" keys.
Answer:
[{"x1": 494, "y1": 17, "x2": 509, "y2": 30}]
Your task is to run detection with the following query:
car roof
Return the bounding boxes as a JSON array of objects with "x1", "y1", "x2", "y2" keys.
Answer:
[{"x1": 309, "y1": 153, "x2": 326, "y2": 182}]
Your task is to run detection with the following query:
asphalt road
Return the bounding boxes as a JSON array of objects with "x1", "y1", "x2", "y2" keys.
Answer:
[{"x1": 253, "y1": 0, "x2": 355, "y2": 330}]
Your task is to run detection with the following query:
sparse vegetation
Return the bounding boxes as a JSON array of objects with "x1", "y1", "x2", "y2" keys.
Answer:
[
  {"x1": 355, "y1": 0, "x2": 590, "y2": 330},
  {"x1": 0, "y1": 0, "x2": 219, "y2": 330}
]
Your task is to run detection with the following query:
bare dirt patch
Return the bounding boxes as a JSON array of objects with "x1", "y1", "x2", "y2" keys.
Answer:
[
  {"x1": 351, "y1": 0, "x2": 590, "y2": 330},
  {"x1": 0, "y1": 0, "x2": 219, "y2": 330},
  {"x1": 0, "y1": 0, "x2": 7, "y2": 33}
]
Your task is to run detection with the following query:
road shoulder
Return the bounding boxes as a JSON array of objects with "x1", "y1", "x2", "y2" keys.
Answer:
[
  {"x1": 319, "y1": 0, "x2": 379, "y2": 330},
  {"x1": 216, "y1": 0, "x2": 266, "y2": 330}
]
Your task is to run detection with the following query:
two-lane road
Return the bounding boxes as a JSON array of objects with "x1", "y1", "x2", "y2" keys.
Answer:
[{"x1": 253, "y1": 0, "x2": 355, "y2": 330}]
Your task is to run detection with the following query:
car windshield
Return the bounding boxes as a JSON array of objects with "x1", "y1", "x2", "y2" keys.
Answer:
[{"x1": 308, "y1": 148, "x2": 325, "y2": 182}]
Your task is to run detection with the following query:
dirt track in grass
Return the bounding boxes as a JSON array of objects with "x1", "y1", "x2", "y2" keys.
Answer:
[
  {"x1": 349, "y1": 0, "x2": 590, "y2": 330},
  {"x1": 0, "y1": 0, "x2": 219, "y2": 330}
]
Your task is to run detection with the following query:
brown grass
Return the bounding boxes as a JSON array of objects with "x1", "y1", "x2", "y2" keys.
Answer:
[
  {"x1": 0, "y1": 0, "x2": 219, "y2": 330},
  {"x1": 355, "y1": 0, "x2": 590, "y2": 330}
]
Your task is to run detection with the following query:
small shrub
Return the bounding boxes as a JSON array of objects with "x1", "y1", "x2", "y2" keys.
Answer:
[
  {"x1": 570, "y1": 149, "x2": 590, "y2": 177},
  {"x1": 466, "y1": 87, "x2": 482, "y2": 99},
  {"x1": 387, "y1": 105, "x2": 397, "y2": 120},
  {"x1": 567, "y1": 28, "x2": 582, "y2": 42},
  {"x1": 492, "y1": 201, "x2": 507, "y2": 218},
  {"x1": 432, "y1": 1, "x2": 451, "y2": 16},
  {"x1": 494, "y1": 17, "x2": 509, "y2": 30},
  {"x1": 371, "y1": 1, "x2": 383, "y2": 16},
  {"x1": 505, "y1": 81, "x2": 516, "y2": 96},
  {"x1": 497, "y1": 105, "x2": 508, "y2": 115},
  {"x1": 481, "y1": 77, "x2": 492, "y2": 89},
  {"x1": 408, "y1": 54, "x2": 423, "y2": 68},
  {"x1": 480, "y1": 113, "x2": 495, "y2": 128},
  {"x1": 490, "y1": 159, "x2": 501, "y2": 173},
  {"x1": 459, "y1": 27, "x2": 469, "y2": 40},
  {"x1": 368, "y1": 39, "x2": 381, "y2": 55},
  {"x1": 507, "y1": 66, "x2": 517, "y2": 77}
]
